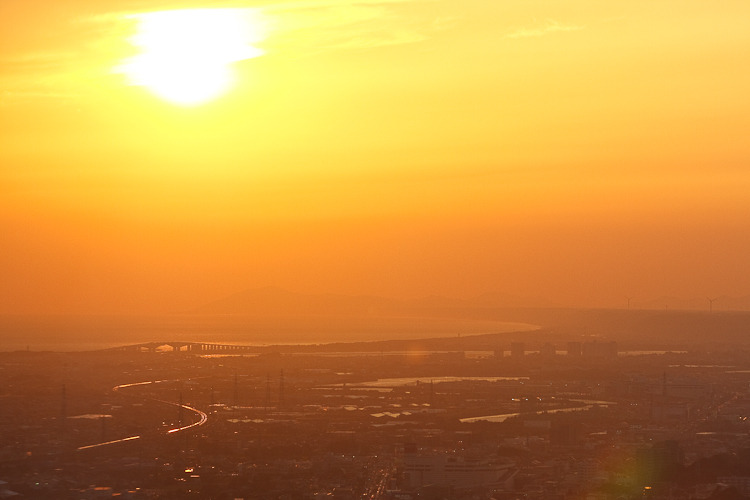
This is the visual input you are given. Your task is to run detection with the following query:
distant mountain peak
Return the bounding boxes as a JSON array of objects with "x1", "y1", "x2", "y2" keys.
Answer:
[{"x1": 191, "y1": 287, "x2": 560, "y2": 316}]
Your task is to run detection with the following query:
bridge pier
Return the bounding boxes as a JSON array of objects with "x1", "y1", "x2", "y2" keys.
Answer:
[{"x1": 103, "y1": 341, "x2": 257, "y2": 354}]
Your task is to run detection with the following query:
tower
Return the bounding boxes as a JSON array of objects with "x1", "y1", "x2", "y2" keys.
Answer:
[
  {"x1": 233, "y1": 371, "x2": 238, "y2": 407},
  {"x1": 510, "y1": 342, "x2": 525, "y2": 358},
  {"x1": 60, "y1": 384, "x2": 67, "y2": 430},
  {"x1": 265, "y1": 373, "x2": 271, "y2": 412}
]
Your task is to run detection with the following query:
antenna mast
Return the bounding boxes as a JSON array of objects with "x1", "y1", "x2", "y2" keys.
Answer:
[{"x1": 708, "y1": 297, "x2": 718, "y2": 313}]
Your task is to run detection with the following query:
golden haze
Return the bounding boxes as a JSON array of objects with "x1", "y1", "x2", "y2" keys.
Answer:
[{"x1": 1, "y1": 1, "x2": 750, "y2": 313}]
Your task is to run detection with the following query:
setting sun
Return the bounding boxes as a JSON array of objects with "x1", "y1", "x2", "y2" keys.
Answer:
[
  {"x1": 116, "y1": 9, "x2": 265, "y2": 106},
  {"x1": 3, "y1": 0, "x2": 750, "y2": 312}
]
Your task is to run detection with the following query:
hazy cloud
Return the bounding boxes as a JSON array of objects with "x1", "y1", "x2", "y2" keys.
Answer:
[
  {"x1": 0, "y1": 0, "x2": 445, "y2": 103},
  {"x1": 84, "y1": 0, "x2": 444, "y2": 57},
  {"x1": 0, "y1": 10, "x2": 138, "y2": 101},
  {"x1": 259, "y1": 0, "x2": 447, "y2": 53}
]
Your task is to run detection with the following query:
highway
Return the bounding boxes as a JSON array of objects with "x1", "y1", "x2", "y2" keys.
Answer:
[{"x1": 76, "y1": 379, "x2": 208, "y2": 451}]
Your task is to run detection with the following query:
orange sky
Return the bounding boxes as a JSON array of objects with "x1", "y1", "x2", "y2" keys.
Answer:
[{"x1": 2, "y1": 0, "x2": 750, "y2": 313}]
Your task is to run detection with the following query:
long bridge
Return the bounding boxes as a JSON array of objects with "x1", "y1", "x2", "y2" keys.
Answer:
[{"x1": 105, "y1": 342, "x2": 265, "y2": 354}]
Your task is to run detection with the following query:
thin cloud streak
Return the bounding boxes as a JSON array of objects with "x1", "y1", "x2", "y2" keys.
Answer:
[
  {"x1": 260, "y1": 0, "x2": 447, "y2": 54},
  {"x1": 87, "y1": 0, "x2": 439, "y2": 53},
  {"x1": 1, "y1": 0, "x2": 441, "y2": 96}
]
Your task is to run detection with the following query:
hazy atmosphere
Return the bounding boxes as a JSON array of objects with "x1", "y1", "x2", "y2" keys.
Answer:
[
  {"x1": 2, "y1": 0, "x2": 750, "y2": 314},
  {"x1": 5, "y1": 3, "x2": 750, "y2": 499}
]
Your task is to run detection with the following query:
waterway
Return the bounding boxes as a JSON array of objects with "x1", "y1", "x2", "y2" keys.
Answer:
[
  {"x1": 353, "y1": 376, "x2": 529, "y2": 387},
  {"x1": 459, "y1": 399, "x2": 617, "y2": 423}
]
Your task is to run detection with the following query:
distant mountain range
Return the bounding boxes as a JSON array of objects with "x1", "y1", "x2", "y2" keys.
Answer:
[
  {"x1": 181, "y1": 288, "x2": 750, "y2": 348},
  {"x1": 190, "y1": 286, "x2": 556, "y2": 316},
  {"x1": 192, "y1": 287, "x2": 398, "y2": 316},
  {"x1": 191, "y1": 287, "x2": 750, "y2": 316}
]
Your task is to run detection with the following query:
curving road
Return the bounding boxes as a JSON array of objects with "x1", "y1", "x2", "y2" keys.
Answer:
[{"x1": 77, "y1": 379, "x2": 208, "y2": 451}]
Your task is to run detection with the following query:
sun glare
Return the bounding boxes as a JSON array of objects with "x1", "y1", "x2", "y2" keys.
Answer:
[{"x1": 117, "y1": 9, "x2": 266, "y2": 106}]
